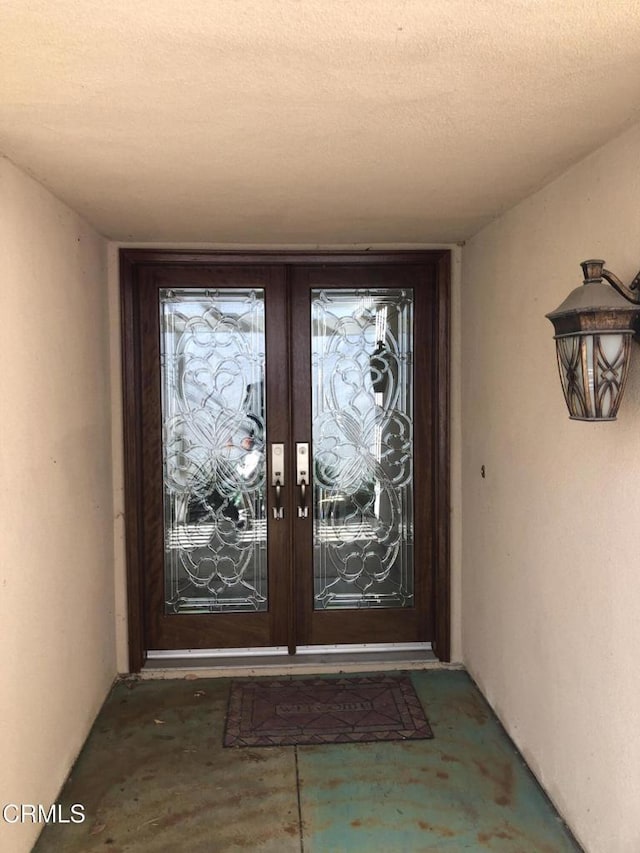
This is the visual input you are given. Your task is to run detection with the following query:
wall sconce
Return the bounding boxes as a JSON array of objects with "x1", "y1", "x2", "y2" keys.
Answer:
[{"x1": 546, "y1": 260, "x2": 640, "y2": 420}]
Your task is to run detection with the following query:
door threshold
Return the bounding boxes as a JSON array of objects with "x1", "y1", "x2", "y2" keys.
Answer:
[{"x1": 140, "y1": 643, "x2": 441, "y2": 678}]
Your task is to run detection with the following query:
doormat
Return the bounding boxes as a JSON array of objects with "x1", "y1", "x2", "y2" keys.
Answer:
[{"x1": 223, "y1": 675, "x2": 433, "y2": 747}]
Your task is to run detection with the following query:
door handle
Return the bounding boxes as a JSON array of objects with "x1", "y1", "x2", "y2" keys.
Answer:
[
  {"x1": 296, "y1": 443, "x2": 309, "y2": 518},
  {"x1": 271, "y1": 443, "x2": 285, "y2": 519}
]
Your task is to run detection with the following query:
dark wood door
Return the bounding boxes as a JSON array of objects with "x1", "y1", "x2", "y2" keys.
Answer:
[
  {"x1": 136, "y1": 263, "x2": 291, "y2": 651},
  {"x1": 121, "y1": 251, "x2": 450, "y2": 666},
  {"x1": 290, "y1": 265, "x2": 436, "y2": 646}
]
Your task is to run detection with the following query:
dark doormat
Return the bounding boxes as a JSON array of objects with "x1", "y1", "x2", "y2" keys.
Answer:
[{"x1": 223, "y1": 674, "x2": 433, "y2": 747}]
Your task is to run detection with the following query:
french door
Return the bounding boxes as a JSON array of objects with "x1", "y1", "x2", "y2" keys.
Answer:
[{"x1": 121, "y1": 251, "x2": 450, "y2": 669}]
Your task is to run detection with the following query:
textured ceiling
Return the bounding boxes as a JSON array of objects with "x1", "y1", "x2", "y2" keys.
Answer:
[{"x1": 2, "y1": 1, "x2": 640, "y2": 243}]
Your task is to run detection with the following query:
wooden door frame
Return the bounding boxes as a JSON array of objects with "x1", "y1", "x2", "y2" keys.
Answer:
[{"x1": 120, "y1": 249, "x2": 451, "y2": 671}]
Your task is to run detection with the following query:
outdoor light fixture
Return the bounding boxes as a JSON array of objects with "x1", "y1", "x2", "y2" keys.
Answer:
[{"x1": 546, "y1": 260, "x2": 640, "y2": 421}]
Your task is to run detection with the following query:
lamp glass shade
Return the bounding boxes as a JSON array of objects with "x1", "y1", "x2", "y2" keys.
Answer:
[{"x1": 555, "y1": 331, "x2": 632, "y2": 420}]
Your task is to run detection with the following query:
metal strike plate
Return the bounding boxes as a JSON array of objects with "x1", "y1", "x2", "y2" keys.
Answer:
[{"x1": 271, "y1": 443, "x2": 285, "y2": 485}]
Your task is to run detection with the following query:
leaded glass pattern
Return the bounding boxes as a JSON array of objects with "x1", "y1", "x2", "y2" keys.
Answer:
[
  {"x1": 311, "y1": 288, "x2": 414, "y2": 610},
  {"x1": 160, "y1": 288, "x2": 267, "y2": 614}
]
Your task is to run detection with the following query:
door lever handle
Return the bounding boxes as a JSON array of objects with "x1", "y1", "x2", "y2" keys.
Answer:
[
  {"x1": 296, "y1": 443, "x2": 309, "y2": 518},
  {"x1": 273, "y1": 478, "x2": 284, "y2": 520},
  {"x1": 298, "y1": 478, "x2": 308, "y2": 518}
]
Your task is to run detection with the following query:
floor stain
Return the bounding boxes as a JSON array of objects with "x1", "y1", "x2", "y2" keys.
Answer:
[
  {"x1": 473, "y1": 757, "x2": 516, "y2": 806},
  {"x1": 418, "y1": 819, "x2": 456, "y2": 837}
]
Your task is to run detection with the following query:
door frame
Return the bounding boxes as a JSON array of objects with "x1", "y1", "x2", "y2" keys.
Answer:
[{"x1": 120, "y1": 249, "x2": 451, "y2": 671}]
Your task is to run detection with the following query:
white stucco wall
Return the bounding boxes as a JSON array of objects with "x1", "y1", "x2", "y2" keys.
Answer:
[
  {"x1": 109, "y1": 242, "x2": 463, "y2": 671},
  {"x1": 461, "y1": 121, "x2": 640, "y2": 853},
  {"x1": 0, "y1": 158, "x2": 116, "y2": 853}
]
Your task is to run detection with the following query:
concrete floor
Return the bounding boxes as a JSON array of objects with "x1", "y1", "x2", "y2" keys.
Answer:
[{"x1": 34, "y1": 670, "x2": 582, "y2": 852}]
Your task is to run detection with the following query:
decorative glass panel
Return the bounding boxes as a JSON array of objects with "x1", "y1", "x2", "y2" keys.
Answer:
[
  {"x1": 160, "y1": 288, "x2": 267, "y2": 613},
  {"x1": 311, "y1": 288, "x2": 414, "y2": 609}
]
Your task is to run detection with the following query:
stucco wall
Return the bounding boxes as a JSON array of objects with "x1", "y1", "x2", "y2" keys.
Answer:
[
  {"x1": 461, "y1": 121, "x2": 640, "y2": 852},
  {"x1": 0, "y1": 158, "x2": 116, "y2": 853}
]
